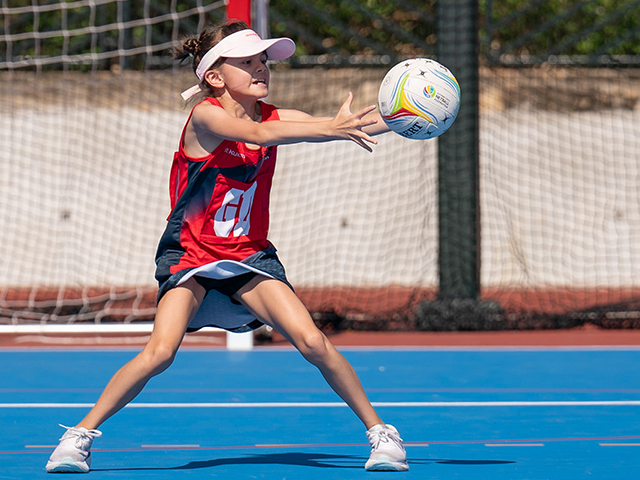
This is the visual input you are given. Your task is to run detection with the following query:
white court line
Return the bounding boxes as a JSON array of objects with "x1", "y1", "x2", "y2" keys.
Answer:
[
  {"x1": 600, "y1": 443, "x2": 640, "y2": 447},
  {"x1": 485, "y1": 443, "x2": 544, "y2": 447},
  {"x1": 1, "y1": 401, "x2": 640, "y2": 408},
  {"x1": 140, "y1": 444, "x2": 200, "y2": 448}
]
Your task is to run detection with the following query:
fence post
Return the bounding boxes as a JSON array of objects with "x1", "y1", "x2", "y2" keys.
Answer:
[
  {"x1": 415, "y1": 0, "x2": 502, "y2": 330},
  {"x1": 254, "y1": 0, "x2": 270, "y2": 39},
  {"x1": 436, "y1": 0, "x2": 480, "y2": 300}
]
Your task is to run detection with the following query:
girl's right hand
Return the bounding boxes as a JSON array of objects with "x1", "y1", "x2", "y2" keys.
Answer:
[{"x1": 331, "y1": 92, "x2": 379, "y2": 152}]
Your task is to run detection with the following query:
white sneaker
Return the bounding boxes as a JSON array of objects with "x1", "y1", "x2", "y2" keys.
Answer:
[
  {"x1": 45, "y1": 424, "x2": 102, "y2": 473},
  {"x1": 365, "y1": 424, "x2": 409, "y2": 471}
]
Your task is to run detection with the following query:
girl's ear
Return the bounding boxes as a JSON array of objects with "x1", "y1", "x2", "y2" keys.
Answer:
[{"x1": 204, "y1": 69, "x2": 224, "y2": 89}]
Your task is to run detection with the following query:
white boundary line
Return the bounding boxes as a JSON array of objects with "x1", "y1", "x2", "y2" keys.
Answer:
[
  {"x1": 1, "y1": 401, "x2": 640, "y2": 408},
  {"x1": 0, "y1": 324, "x2": 254, "y2": 350},
  {"x1": 1, "y1": 324, "x2": 157, "y2": 334}
]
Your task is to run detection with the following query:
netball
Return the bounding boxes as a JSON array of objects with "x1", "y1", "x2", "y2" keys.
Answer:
[{"x1": 377, "y1": 58, "x2": 460, "y2": 140}]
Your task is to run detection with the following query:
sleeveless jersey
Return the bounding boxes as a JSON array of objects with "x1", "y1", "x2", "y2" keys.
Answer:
[{"x1": 155, "y1": 98, "x2": 279, "y2": 283}]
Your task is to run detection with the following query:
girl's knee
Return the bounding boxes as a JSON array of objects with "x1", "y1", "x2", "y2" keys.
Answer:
[
  {"x1": 297, "y1": 330, "x2": 330, "y2": 364},
  {"x1": 140, "y1": 342, "x2": 177, "y2": 374}
]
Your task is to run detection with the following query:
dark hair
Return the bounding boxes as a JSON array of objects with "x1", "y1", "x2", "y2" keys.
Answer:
[{"x1": 174, "y1": 20, "x2": 250, "y2": 97}]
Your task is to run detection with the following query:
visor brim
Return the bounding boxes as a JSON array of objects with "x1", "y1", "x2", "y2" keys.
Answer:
[{"x1": 222, "y1": 37, "x2": 296, "y2": 61}]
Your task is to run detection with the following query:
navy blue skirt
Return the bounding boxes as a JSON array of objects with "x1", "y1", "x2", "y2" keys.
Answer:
[{"x1": 156, "y1": 248, "x2": 293, "y2": 333}]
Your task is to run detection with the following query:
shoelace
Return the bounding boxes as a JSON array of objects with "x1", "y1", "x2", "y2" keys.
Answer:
[
  {"x1": 366, "y1": 428, "x2": 404, "y2": 451},
  {"x1": 59, "y1": 424, "x2": 102, "y2": 447}
]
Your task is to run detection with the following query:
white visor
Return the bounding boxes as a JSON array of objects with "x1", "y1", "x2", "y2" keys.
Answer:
[{"x1": 181, "y1": 29, "x2": 295, "y2": 100}]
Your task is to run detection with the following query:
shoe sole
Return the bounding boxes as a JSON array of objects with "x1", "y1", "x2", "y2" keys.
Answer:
[
  {"x1": 46, "y1": 457, "x2": 89, "y2": 473},
  {"x1": 365, "y1": 456, "x2": 409, "y2": 472}
]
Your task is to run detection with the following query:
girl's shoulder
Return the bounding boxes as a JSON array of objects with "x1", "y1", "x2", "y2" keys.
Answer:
[
  {"x1": 196, "y1": 96, "x2": 223, "y2": 110},
  {"x1": 260, "y1": 101, "x2": 280, "y2": 121},
  {"x1": 194, "y1": 97, "x2": 279, "y2": 122}
]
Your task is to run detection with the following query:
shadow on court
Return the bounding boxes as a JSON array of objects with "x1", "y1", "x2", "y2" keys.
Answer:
[
  {"x1": 92, "y1": 452, "x2": 363, "y2": 471},
  {"x1": 178, "y1": 452, "x2": 365, "y2": 470},
  {"x1": 436, "y1": 459, "x2": 515, "y2": 465},
  {"x1": 92, "y1": 452, "x2": 515, "y2": 472}
]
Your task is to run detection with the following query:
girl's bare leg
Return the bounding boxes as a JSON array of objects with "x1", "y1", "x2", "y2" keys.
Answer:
[
  {"x1": 76, "y1": 278, "x2": 205, "y2": 430},
  {"x1": 236, "y1": 277, "x2": 383, "y2": 429}
]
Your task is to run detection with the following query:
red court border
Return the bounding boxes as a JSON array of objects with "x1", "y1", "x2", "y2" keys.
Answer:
[
  {"x1": 2, "y1": 285, "x2": 640, "y2": 348},
  {"x1": 1, "y1": 323, "x2": 640, "y2": 349}
]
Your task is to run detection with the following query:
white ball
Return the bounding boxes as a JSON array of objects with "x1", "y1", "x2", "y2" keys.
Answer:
[{"x1": 378, "y1": 58, "x2": 461, "y2": 140}]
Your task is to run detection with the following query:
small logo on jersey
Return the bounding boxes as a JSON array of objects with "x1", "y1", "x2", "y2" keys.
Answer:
[
  {"x1": 424, "y1": 86, "x2": 436, "y2": 98},
  {"x1": 225, "y1": 147, "x2": 246, "y2": 160}
]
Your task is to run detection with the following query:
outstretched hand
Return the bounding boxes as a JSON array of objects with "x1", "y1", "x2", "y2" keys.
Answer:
[{"x1": 331, "y1": 92, "x2": 379, "y2": 152}]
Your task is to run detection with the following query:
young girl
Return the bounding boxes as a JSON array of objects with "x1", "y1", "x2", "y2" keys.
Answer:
[{"x1": 46, "y1": 20, "x2": 408, "y2": 473}]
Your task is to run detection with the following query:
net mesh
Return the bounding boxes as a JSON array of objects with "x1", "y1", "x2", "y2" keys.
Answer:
[
  {"x1": 0, "y1": 0, "x2": 437, "y2": 328},
  {"x1": 0, "y1": 63, "x2": 438, "y2": 327},
  {"x1": 0, "y1": 0, "x2": 224, "y2": 326},
  {"x1": 0, "y1": 0, "x2": 224, "y2": 71},
  {"x1": 2, "y1": 2, "x2": 640, "y2": 330},
  {"x1": 477, "y1": 66, "x2": 640, "y2": 329}
]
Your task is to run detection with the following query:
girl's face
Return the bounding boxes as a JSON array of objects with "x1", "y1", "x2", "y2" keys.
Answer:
[{"x1": 217, "y1": 52, "x2": 270, "y2": 99}]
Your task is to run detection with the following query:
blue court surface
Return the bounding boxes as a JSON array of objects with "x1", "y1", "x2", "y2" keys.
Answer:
[{"x1": 1, "y1": 346, "x2": 639, "y2": 479}]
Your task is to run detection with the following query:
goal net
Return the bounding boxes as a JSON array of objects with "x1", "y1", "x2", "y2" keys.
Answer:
[{"x1": 2, "y1": 1, "x2": 640, "y2": 334}]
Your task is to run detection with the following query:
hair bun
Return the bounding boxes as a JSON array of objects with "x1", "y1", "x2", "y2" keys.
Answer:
[{"x1": 183, "y1": 38, "x2": 200, "y2": 57}]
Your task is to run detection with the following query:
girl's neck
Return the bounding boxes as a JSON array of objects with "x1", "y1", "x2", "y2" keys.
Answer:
[{"x1": 216, "y1": 92, "x2": 262, "y2": 122}]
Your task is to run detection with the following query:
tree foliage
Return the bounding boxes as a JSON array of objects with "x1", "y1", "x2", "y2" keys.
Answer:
[
  {"x1": 481, "y1": 0, "x2": 640, "y2": 59},
  {"x1": 1, "y1": 0, "x2": 639, "y2": 70}
]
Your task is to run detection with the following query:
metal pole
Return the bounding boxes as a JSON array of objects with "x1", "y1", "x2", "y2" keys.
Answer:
[{"x1": 254, "y1": 0, "x2": 270, "y2": 39}]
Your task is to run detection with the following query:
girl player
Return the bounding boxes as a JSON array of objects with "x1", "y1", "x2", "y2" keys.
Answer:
[{"x1": 46, "y1": 20, "x2": 408, "y2": 473}]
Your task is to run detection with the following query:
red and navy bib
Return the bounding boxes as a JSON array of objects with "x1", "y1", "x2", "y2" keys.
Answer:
[{"x1": 155, "y1": 98, "x2": 279, "y2": 279}]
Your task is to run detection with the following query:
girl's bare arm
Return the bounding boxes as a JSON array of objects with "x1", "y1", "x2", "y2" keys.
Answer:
[{"x1": 192, "y1": 93, "x2": 381, "y2": 152}]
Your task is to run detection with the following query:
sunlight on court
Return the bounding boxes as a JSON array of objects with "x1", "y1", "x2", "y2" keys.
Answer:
[{"x1": 1, "y1": 347, "x2": 638, "y2": 479}]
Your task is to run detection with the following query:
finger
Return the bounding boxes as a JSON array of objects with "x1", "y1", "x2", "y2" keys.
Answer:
[
  {"x1": 363, "y1": 134, "x2": 378, "y2": 146},
  {"x1": 360, "y1": 140, "x2": 374, "y2": 152},
  {"x1": 351, "y1": 133, "x2": 377, "y2": 151},
  {"x1": 340, "y1": 92, "x2": 355, "y2": 113},
  {"x1": 354, "y1": 128, "x2": 378, "y2": 145},
  {"x1": 358, "y1": 115, "x2": 378, "y2": 128},
  {"x1": 355, "y1": 104, "x2": 377, "y2": 118},
  {"x1": 354, "y1": 138, "x2": 373, "y2": 152}
]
